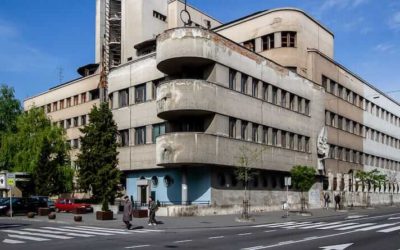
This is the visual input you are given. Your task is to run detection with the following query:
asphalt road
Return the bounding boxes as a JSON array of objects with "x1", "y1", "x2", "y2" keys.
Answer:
[{"x1": 1, "y1": 209, "x2": 400, "y2": 250}]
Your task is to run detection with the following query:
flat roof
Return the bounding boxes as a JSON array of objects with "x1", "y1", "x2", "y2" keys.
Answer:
[{"x1": 214, "y1": 7, "x2": 334, "y2": 37}]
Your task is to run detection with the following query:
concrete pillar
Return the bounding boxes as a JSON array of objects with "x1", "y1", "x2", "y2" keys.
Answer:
[
  {"x1": 328, "y1": 172, "x2": 333, "y2": 191},
  {"x1": 146, "y1": 125, "x2": 152, "y2": 144},
  {"x1": 235, "y1": 72, "x2": 241, "y2": 91},
  {"x1": 235, "y1": 120, "x2": 241, "y2": 140},
  {"x1": 277, "y1": 130, "x2": 282, "y2": 147},
  {"x1": 337, "y1": 173, "x2": 343, "y2": 191},
  {"x1": 182, "y1": 168, "x2": 188, "y2": 205},
  {"x1": 257, "y1": 125, "x2": 263, "y2": 143},
  {"x1": 294, "y1": 96, "x2": 299, "y2": 112},
  {"x1": 267, "y1": 85, "x2": 273, "y2": 103},
  {"x1": 275, "y1": 32, "x2": 281, "y2": 48},
  {"x1": 257, "y1": 80, "x2": 263, "y2": 99},
  {"x1": 277, "y1": 89, "x2": 282, "y2": 106},
  {"x1": 267, "y1": 127, "x2": 273, "y2": 145},
  {"x1": 255, "y1": 37, "x2": 262, "y2": 53},
  {"x1": 343, "y1": 173, "x2": 350, "y2": 192}
]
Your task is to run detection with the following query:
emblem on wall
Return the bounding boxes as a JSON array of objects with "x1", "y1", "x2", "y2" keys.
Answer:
[{"x1": 317, "y1": 126, "x2": 330, "y2": 171}]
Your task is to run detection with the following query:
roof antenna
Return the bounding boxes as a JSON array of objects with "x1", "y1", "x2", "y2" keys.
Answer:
[{"x1": 180, "y1": 0, "x2": 192, "y2": 26}]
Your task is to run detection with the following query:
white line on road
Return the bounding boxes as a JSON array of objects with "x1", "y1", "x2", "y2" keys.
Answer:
[
  {"x1": 282, "y1": 222, "x2": 314, "y2": 229},
  {"x1": 252, "y1": 222, "x2": 295, "y2": 228},
  {"x1": 238, "y1": 233, "x2": 252, "y2": 236},
  {"x1": 264, "y1": 230, "x2": 276, "y2": 233},
  {"x1": 303, "y1": 236, "x2": 319, "y2": 240},
  {"x1": 208, "y1": 236, "x2": 224, "y2": 239},
  {"x1": 336, "y1": 223, "x2": 376, "y2": 230},
  {"x1": 241, "y1": 230, "x2": 357, "y2": 250},
  {"x1": 174, "y1": 240, "x2": 193, "y2": 243},
  {"x1": 2, "y1": 230, "x2": 73, "y2": 239},
  {"x1": 298, "y1": 222, "x2": 327, "y2": 229},
  {"x1": 300, "y1": 222, "x2": 342, "y2": 229},
  {"x1": 378, "y1": 225, "x2": 400, "y2": 233},
  {"x1": 2, "y1": 239, "x2": 25, "y2": 244},
  {"x1": 125, "y1": 245, "x2": 150, "y2": 249},
  {"x1": 317, "y1": 223, "x2": 357, "y2": 229},
  {"x1": 356, "y1": 223, "x2": 398, "y2": 231},
  {"x1": 22, "y1": 228, "x2": 94, "y2": 237},
  {"x1": 76, "y1": 226, "x2": 129, "y2": 232},
  {"x1": 62, "y1": 226, "x2": 130, "y2": 234},
  {"x1": 42, "y1": 227, "x2": 112, "y2": 236},
  {"x1": 8, "y1": 234, "x2": 50, "y2": 242}
]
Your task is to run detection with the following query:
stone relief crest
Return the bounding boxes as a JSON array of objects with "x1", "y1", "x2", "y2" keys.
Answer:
[{"x1": 317, "y1": 126, "x2": 330, "y2": 171}]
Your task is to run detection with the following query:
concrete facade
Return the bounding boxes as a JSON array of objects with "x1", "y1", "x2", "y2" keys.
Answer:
[{"x1": 24, "y1": 1, "x2": 400, "y2": 212}]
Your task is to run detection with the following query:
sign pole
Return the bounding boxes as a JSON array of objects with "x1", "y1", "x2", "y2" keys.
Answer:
[{"x1": 7, "y1": 173, "x2": 16, "y2": 218}]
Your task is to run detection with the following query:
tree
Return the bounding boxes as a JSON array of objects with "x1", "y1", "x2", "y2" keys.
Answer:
[
  {"x1": 76, "y1": 102, "x2": 120, "y2": 211},
  {"x1": 355, "y1": 169, "x2": 386, "y2": 207},
  {"x1": 0, "y1": 85, "x2": 21, "y2": 134},
  {"x1": 290, "y1": 165, "x2": 316, "y2": 211},
  {"x1": 0, "y1": 107, "x2": 73, "y2": 195},
  {"x1": 235, "y1": 145, "x2": 264, "y2": 219}
]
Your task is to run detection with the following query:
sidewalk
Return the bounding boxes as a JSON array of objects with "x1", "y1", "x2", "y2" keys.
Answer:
[{"x1": 1, "y1": 205, "x2": 399, "y2": 230}]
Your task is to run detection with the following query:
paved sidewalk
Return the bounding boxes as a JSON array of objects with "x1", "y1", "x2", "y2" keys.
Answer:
[{"x1": 1, "y1": 205, "x2": 399, "y2": 230}]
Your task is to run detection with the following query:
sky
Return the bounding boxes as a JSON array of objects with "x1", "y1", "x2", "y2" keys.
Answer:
[{"x1": 0, "y1": 0, "x2": 399, "y2": 102}]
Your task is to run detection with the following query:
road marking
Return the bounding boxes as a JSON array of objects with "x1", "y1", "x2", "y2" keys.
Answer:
[
  {"x1": 319, "y1": 243, "x2": 353, "y2": 250},
  {"x1": 264, "y1": 230, "x2": 276, "y2": 233},
  {"x1": 377, "y1": 225, "x2": 400, "y2": 233},
  {"x1": 299, "y1": 222, "x2": 327, "y2": 229},
  {"x1": 241, "y1": 230, "x2": 357, "y2": 250},
  {"x1": 317, "y1": 223, "x2": 357, "y2": 229},
  {"x1": 0, "y1": 225, "x2": 22, "y2": 229},
  {"x1": 2, "y1": 239, "x2": 25, "y2": 244},
  {"x1": 346, "y1": 215, "x2": 367, "y2": 219},
  {"x1": 174, "y1": 240, "x2": 192, "y2": 243},
  {"x1": 242, "y1": 246, "x2": 265, "y2": 250},
  {"x1": 388, "y1": 217, "x2": 400, "y2": 220},
  {"x1": 336, "y1": 223, "x2": 375, "y2": 230},
  {"x1": 43, "y1": 227, "x2": 113, "y2": 235},
  {"x1": 278, "y1": 240, "x2": 295, "y2": 245},
  {"x1": 208, "y1": 236, "x2": 224, "y2": 239},
  {"x1": 238, "y1": 233, "x2": 252, "y2": 236},
  {"x1": 62, "y1": 226, "x2": 130, "y2": 234},
  {"x1": 125, "y1": 245, "x2": 150, "y2": 249},
  {"x1": 303, "y1": 236, "x2": 319, "y2": 240},
  {"x1": 76, "y1": 226, "x2": 129, "y2": 232},
  {"x1": 252, "y1": 222, "x2": 295, "y2": 228},
  {"x1": 283, "y1": 222, "x2": 314, "y2": 229},
  {"x1": 8, "y1": 234, "x2": 50, "y2": 242},
  {"x1": 356, "y1": 223, "x2": 398, "y2": 231},
  {"x1": 2, "y1": 230, "x2": 73, "y2": 239},
  {"x1": 22, "y1": 228, "x2": 94, "y2": 237}
]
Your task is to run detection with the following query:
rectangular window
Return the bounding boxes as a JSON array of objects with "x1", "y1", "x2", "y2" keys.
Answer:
[
  {"x1": 243, "y1": 39, "x2": 255, "y2": 52},
  {"x1": 135, "y1": 126, "x2": 146, "y2": 145},
  {"x1": 322, "y1": 75, "x2": 328, "y2": 90},
  {"x1": 47, "y1": 104, "x2": 51, "y2": 113},
  {"x1": 66, "y1": 98, "x2": 71, "y2": 107},
  {"x1": 152, "y1": 123, "x2": 166, "y2": 143},
  {"x1": 73, "y1": 95, "x2": 79, "y2": 106},
  {"x1": 305, "y1": 100, "x2": 310, "y2": 115},
  {"x1": 289, "y1": 133, "x2": 294, "y2": 149},
  {"x1": 53, "y1": 102, "x2": 58, "y2": 112},
  {"x1": 229, "y1": 69, "x2": 236, "y2": 90},
  {"x1": 305, "y1": 137, "x2": 310, "y2": 152},
  {"x1": 263, "y1": 83, "x2": 269, "y2": 101},
  {"x1": 81, "y1": 93, "x2": 87, "y2": 103},
  {"x1": 73, "y1": 117, "x2": 79, "y2": 127},
  {"x1": 119, "y1": 88, "x2": 129, "y2": 107},
  {"x1": 135, "y1": 84, "x2": 146, "y2": 103},
  {"x1": 272, "y1": 129, "x2": 278, "y2": 146},
  {"x1": 119, "y1": 129, "x2": 129, "y2": 147},
  {"x1": 262, "y1": 33, "x2": 274, "y2": 50},
  {"x1": 59, "y1": 100, "x2": 64, "y2": 109},
  {"x1": 281, "y1": 91, "x2": 287, "y2": 107},
  {"x1": 252, "y1": 124, "x2": 258, "y2": 142},
  {"x1": 252, "y1": 79, "x2": 258, "y2": 97},
  {"x1": 241, "y1": 74, "x2": 248, "y2": 94},
  {"x1": 241, "y1": 121, "x2": 248, "y2": 140},
  {"x1": 81, "y1": 115, "x2": 86, "y2": 126},
  {"x1": 272, "y1": 86, "x2": 277, "y2": 104},
  {"x1": 89, "y1": 89, "x2": 100, "y2": 100},
  {"x1": 281, "y1": 31, "x2": 296, "y2": 47},
  {"x1": 72, "y1": 139, "x2": 79, "y2": 149},
  {"x1": 153, "y1": 10, "x2": 166, "y2": 22},
  {"x1": 281, "y1": 131, "x2": 287, "y2": 148},
  {"x1": 229, "y1": 118, "x2": 236, "y2": 138}
]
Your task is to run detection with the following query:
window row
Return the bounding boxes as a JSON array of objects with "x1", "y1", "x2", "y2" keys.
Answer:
[
  {"x1": 117, "y1": 123, "x2": 166, "y2": 147},
  {"x1": 67, "y1": 138, "x2": 80, "y2": 149},
  {"x1": 325, "y1": 111, "x2": 400, "y2": 150},
  {"x1": 111, "y1": 80, "x2": 161, "y2": 109},
  {"x1": 243, "y1": 31, "x2": 297, "y2": 52},
  {"x1": 42, "y1": 89, "x2": 99, "y2": 113},
  {"x1": 153, "y1": 11, "x2": 166, "y2": 22},
  {"x1": 217, "y1": 171, "x2": 291, "y2": 190},
  {"x1": 328, "y1": 144, "x2": 400, "y2": 171},
  {"x1": 228, "y1": 117, "x2": 310, "y2": 153},
  {"x1": 322, "y1": 75, "x2": 400, "y2": 127},
  {"x1": 57, "y1": 115, "x2": 87, "y2": 130},
  {"x1": 229, "y1": 68, "x2": 310, "y2": 115}
]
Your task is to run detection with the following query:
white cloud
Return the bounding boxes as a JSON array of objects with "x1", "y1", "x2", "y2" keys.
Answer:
[
  {"x1": 388, "y1": 12, "x2": 400, "y2": 30},
  {"x1": 374, "y1": 43, "x2": 395, "y2": 52},
  {"x1": 319, "y1": 0, "x2": 368, "y2": 11}
]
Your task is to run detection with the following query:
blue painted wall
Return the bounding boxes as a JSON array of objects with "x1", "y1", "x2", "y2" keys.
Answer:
[{"x1": 126, "y1": 167, "x2": 211, "y2": 205}]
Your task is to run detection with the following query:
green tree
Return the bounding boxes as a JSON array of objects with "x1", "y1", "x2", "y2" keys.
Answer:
[
  {"x1": 0, "y1": 85, "x2": 21, "y2": 134},
  {"x1": 290, "y1": 165, "x2": 316, "y2": 211},
  {"x1": 76, "y1": 102, "x2": 120, "y2": 211},
  {"x1": 235, "y1": 145, "x2": 264, "y2": 219},
  {"x1": 0, "y1": 107, "x2": 72, "y2": 195},
  {"x1": 355, "y1": 169, "x2": 386, "y2": 206}
]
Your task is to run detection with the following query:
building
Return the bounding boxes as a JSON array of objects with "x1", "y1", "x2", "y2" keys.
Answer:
[{"x1": 24, "y1": 1, "x2": 400, "y2": 213}]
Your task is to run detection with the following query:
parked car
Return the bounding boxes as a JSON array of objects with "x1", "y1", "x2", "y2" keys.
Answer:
[
  {"x1": 47, "y1": 199, "x2": 55, "y2": 212},
  {"x1": 0, "y1": 197, "x2": 47, "y2": 216},
  {"x1": 54, "y1": 199, "x2": 93, "y2": 213}
]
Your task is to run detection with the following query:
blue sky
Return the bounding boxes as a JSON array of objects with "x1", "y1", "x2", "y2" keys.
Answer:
[{"x1": 0, "y1": 0, "x2": 399, "y2": 101}]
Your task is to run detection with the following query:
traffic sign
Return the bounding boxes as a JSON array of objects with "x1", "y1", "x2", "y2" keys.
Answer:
[{"x1": 7, "y1": 178, "x2": 15, "y2": 187}]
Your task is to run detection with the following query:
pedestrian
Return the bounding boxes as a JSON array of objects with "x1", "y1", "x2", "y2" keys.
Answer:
[
  {"x1": 334, "y1": 193, "x2": 341, "y2": 211},
  {"x1": 123, "y1": 195, "x2": 132, "y2": 229},
  {"x1": 148, "y1": 196, "x2": 158, "y2": 226},
  {"x1": 323, "y1": 192, "x2": 330, "y2": 210}
]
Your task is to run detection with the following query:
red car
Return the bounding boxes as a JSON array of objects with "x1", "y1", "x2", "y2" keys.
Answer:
[{"x1": 55, "y1": 199, "x2": 93, "y2": 213}]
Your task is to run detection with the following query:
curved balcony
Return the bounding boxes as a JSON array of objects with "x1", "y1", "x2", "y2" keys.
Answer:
[
  {"x1": 156, "y1": 79, "x2": 216, "y2": 120},
  {"x1": 156, "y1": 132, "x2": 314, "y2": 171}
]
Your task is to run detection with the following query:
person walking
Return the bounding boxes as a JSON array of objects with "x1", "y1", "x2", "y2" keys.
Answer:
[
  {"x1": 323, "y1": 192, "x2": 330, "y2": 210},
  {"x1": 334, "y1": 193, "x2": 341, "y2": 211},
  {"x1": 123, "y1": 195, "x2": 133, "y2": 229},
  {"x1": 148, "y1": 196, "x2": 158, "y2": 226}
]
